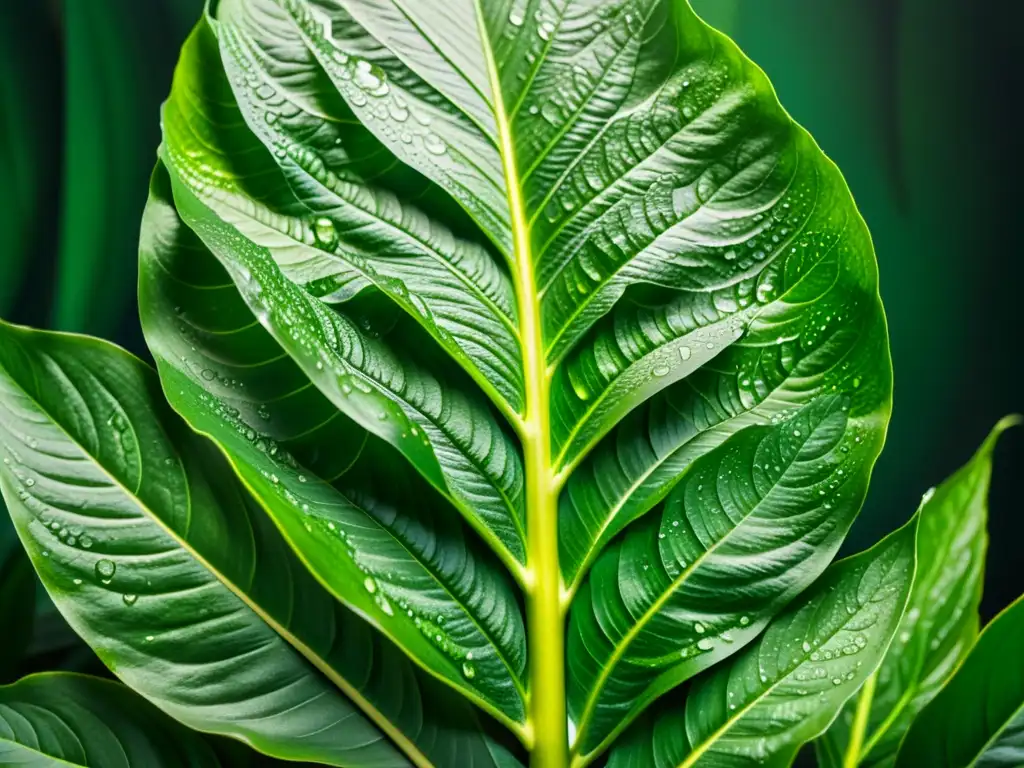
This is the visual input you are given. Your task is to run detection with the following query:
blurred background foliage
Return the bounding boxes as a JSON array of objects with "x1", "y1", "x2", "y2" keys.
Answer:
[{"x1": 0, "y1": 0, "x2": 1020, "y2": 687}]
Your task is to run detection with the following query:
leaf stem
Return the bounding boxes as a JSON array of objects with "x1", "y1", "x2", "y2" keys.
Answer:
[
  {"x1": 473, "y1": 5, "x2": 568, "y2": 766},
  {"x1": 844, "y1": 670, "x2": 878, "y2": 768}
]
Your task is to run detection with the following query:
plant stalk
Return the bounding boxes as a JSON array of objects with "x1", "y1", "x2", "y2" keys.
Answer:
[
  {"x1": 844, "y1": 670, "x2": 878, "y2": 768},
  {"x1": 474, "y1": 4, "x2": 569, "y2": 762}
]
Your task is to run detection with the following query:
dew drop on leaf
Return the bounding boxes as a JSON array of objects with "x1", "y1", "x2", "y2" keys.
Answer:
[
  {"x1": 95, "y1": 559, "x2": 116, "y2": 583},
  {"x1": 313, "y1": 217, "x2": 338, "y2": 250}
]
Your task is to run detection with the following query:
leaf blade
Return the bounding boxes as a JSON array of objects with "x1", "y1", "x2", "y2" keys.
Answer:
[
  {"x1": 0, "y1": 320, "x2": 513, "y2": 767},
  {"x1": 0, "y1": 673, "x2": 223, "y2": 768},
  {"x1": 140, "y1": 161, "x2": 528, "y2": 729},
  {"x1": 568, "y1": 395, "x2": 879, "y2": 757},
  {"x1": 819, "y1": 416, "x2": 1019, "y2": 767},
  {"x1": 894, "y1": 593, "x2": 1024, "y2": 768},
  {"x1": 607, "y1": 514, "x2": 917, "y2": 768}
]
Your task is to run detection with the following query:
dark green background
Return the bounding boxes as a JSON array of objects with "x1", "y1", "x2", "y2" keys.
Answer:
[{"x1": 2, "y1": 0, "x2": 1021, "y2": 639}]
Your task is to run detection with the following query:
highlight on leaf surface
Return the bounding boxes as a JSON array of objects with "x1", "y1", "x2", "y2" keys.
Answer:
[
  {"x1": 0, "y1": 0, "x2": 895, "y2": 765},
  {"x1": 0, "y1": 320, "x2": 517, "y2": 768},
  {"x1": 605, "y1": 513, "x2": 917, "y2": 768},
  {"x1": 818, "y1": 415, "x2": 1020, "y2": 768}
]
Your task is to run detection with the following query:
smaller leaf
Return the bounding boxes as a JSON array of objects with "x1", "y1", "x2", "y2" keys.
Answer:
[
  {"x1": 818, "y1": 415, "x2": 1019, "y2": 767},
  {"x1": 568, "y1": 396, "x2": 873, "y2": 758},
  {"x1": 0, "y1": 673, "x2": 223, "y2": 766},
  {"x1": 894, "y1": 593, "x2": 1024, "y2": 768},
  {"x1": 607, "y1": 512, "x2": 918, "y2": 768}
]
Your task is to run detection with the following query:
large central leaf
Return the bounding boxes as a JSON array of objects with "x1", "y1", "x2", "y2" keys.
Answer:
[{"x1": 134, "y1": 0, "x2": 891, "y2": 765}]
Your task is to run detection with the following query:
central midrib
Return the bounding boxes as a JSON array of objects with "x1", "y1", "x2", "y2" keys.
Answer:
[{"x1": 472, "y1": 5, "x2": 568, "y2": 767}]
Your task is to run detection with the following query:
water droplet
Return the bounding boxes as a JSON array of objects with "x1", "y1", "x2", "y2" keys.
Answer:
[
  {"x1": 462, "y1": 661, "x2": 476, "y2": 679},
  {"x1": 388, "y1": 101, "x2": 409, "y2": 122},
  {"x1": 739, "y1": 615, "x2": 750, "y2": 626},
  {"x1": 364, "y1": 577, "x2": 377, "y2": 594},
  {"x1": 652, "y1": 364, "x2": 670, "y2": 377},
  {"x1": 424, "y1": 134, "x2": 446, "y2": 155},
  {"x1": 73, "y1": 578, "x2": 82, "y2": 586},
  {"x1": 80, "y1": 534, "x2": 94, "y2": 549},
  {"x1": 314, "y1": 217, "x2": 338, "y2": 250},
  {"x1": 200, "y1": 369, "x2": 216, "y2": 381},
  {"x1": 697, "y1": 637, "x2": 713, "y2": 651},
  {"x1": 802, "y1": 641, "x2": 811, "y2": 653},
  {"x1": 508, "y1": 10, "x2": 523, "y2": 26},
  {"x1": 694, "y1": 622, "x2": 706, "y2": 634},
  {"x1": 123, "y1": 594, "x2": 138, "y2": 606},
  {"x1": 95, "y1": 559, "x2": 116, "y2": 583}
]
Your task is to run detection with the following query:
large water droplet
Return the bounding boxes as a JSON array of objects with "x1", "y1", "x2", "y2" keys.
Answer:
[
  {"x1": 424, "y1": 134, "x2": 446, "y2": 155},
  {"x1": 123, "y1": 593, "x2": 138, "y2": 606},
  {"x1": 95, "y1": 559, "x2": 116, "y2": 584},
  {"x1": 314, "y1": 217, "x2": 338, "y2": 250}
]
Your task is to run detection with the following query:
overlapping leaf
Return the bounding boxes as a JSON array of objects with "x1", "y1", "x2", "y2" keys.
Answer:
[
  {"x1": 608, "y1": 515, "x2": 917, "y2": 768},
  {"x1": 0, "y1": 673, "x2": 223, "y2": 767},
  {"x1": 818, "y1": 417, "x2": 1019, "y2": 768},
  {"x1": 894, "y1": 594, "x2": 1024, "y2": 768},
  {"x1": 142, "y1": 160, "x2": 528, "y2": 729},
  {"x1": 568, "y1": 395, "x2": 878, "y2": 757},
  {"x1": 0, "y1": 320, "x2": 519, "y2": 767}
]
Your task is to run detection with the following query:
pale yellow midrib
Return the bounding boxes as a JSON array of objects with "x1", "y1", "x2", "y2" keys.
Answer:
[{"x1": 471, "y1": 4, "x2": 568, "y2": 766}]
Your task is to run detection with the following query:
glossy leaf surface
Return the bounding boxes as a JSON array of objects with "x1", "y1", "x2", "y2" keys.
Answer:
[
  {"x1": 0, "y1": 673, "x2": 223, "y2": 767},
  {"x1": 0, "y1": 320, "x2": 517, "y2": 768},
  {"x1": 568, "y1": 395, "x2": 876, "y2": 757},
  {"x1": 607, "y1": 516, "x2": 917, "y2": 768},
  {"x1": 141, "y1": 161, "x2": 528, "y2": 732},
  {"x1": 143, "y1": 0, "x2": 891, "y2": 763},
  {"x1": 894, "y1": 594, "x2": 1024, "y2": 768},
  {"x1": 818, "y1": 416, "x2": 1019, "y2": 768}
]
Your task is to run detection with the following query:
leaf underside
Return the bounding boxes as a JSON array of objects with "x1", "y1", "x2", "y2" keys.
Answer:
[{"x1": 0, "y1": 0, "x2": 891, "y2": 765}]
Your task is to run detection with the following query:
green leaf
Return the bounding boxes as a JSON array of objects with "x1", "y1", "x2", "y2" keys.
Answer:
[
  {"x1": 818, "y1": 416, "x2": 1020, "y2": 768},
  {"x1": 0, "y1": 673, "x2": 224, "y2": 767},
  {"x1": 567, "y1": 395, "x2": 876, "y2": 758},
  {"x1": 150, "y1": 0, "x2": 891, "y2": 763},
  {"x1": 607, "y1": 515, "x2": 918, "y2": 768},
  {"x1": 141, "y1": 160, "x2": 528, "y2": 731},
  {"x1": 894, "y1": 593, "x2": 1024, "y2": 768},
  {"x1": 0, "y1": 320, "x2": 518, "y2": 767}
]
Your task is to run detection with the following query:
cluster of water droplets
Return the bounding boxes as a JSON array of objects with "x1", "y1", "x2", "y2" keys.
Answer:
[{"x1": 1, "y1": 429, "x2": 149, "y2": 611}]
